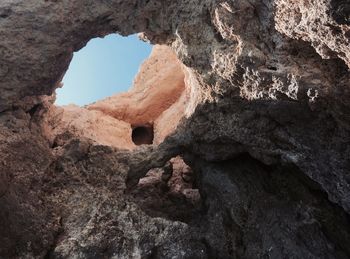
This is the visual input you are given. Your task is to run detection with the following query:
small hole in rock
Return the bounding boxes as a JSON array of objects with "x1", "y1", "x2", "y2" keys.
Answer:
[
  {"x1": 267, "y1": 65, "x2": 277, "y2": 71},
  {"x1": 27, "y1": 104, "x2": 41, "y2": 117},
  {"x1": 132, "y1": 125, "x2": 154, "y2": 145}
]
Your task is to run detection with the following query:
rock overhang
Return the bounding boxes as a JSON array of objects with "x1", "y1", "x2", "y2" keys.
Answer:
[{"x1": 0, "y1": 0, "x2": 350, "y2": 258}]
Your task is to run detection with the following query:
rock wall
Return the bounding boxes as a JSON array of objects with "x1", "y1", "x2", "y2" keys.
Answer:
[
  {"x1": 88, "y1": 45, "x2": 186, "y2": 126},
  {"x1": 45, "y1": 45, "x2": 187, "y2": 150},
  {"x1": 0, "y1": 0, "x2": 349, "y2": 258}
]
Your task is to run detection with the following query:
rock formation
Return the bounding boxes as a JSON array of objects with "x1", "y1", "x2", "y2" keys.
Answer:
[
  {"x1": 45, "y1": 45, "x2": 187, "y2": 150},
  {"x1": 0, "y1": 0, "x2": 350, "y2": 258}
]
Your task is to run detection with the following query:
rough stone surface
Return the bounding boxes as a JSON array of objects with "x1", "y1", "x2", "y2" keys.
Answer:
[
  {"x1": 45, "y1": 45, "x2": 187, "y2": 150},
  {"x1": 46, "y1": 104, "x2": 135, "y2": 149},
  {"x1": 88, "y1": 45, "x2": 186, "y2": 127},
  {"x1": 0, "y1": 0, "x2": 350, "y2": 258}
]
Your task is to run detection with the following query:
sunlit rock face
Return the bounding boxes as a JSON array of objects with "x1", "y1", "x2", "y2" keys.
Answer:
[
  {"x1": 88, "y1": 45, "x2": 186, "y2": 125},
  {"x1": 46, "y1": 45, "x2": 187, "y2": 150},
  {"x1": 0, "y1": 0, "x2": 350, "y2": 258},
  {"x1": 45, "y1": 104, "x2": 135, "y2": 149},
  {"x1": 88, "y1": 45, "x2": 188, "y2": 146}
]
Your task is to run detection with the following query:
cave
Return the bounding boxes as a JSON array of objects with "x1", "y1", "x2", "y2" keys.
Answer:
[
  {"x1": 132, "y1": 125, "x2": 154, "y2": 145},
  {"x1": 1, "y1": 1, "x2": 350, "y2": 258}
]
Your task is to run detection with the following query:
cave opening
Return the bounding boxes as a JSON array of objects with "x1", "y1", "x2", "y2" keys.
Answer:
[
  {"x1": 50, "y1": 32, "x2": 186, "y2": 151},
  {"x1": 55, "y1": 34, "x2": 152, "y2": 106},
  {"x1": 132, "y1": 125, "x2": 154, "y2": 145}
]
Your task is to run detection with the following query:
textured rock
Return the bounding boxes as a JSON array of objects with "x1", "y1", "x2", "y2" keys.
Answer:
[
  {"x1": 0, "y1": 0, "x2": 350, "y2": 258},
  {"x1": 46, "y1": 104, "x2": 135, "y2": 149},
  {"x1": 46, "y1": 45, "x2": 187, "y2": 149},
  {"x1": 88, "y1": 45, "x2": 186, "y2": 127},
  {"x1": 275, "y1": 0, "x2": 350, "y2": 67},
  {"x1": 193, "y1": 156, "x2": 350, "y2": 258},
  {"x1": 153, "y1": 90, "x2": 189, "y2": 144}
]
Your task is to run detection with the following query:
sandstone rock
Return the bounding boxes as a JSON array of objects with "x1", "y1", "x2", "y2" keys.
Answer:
[
  {"x1": 88, "y1": 45, "x2": 186, "y2": 127},
  {"x1": 47, "y1": 104, "x2": 135, "y2": 149}
]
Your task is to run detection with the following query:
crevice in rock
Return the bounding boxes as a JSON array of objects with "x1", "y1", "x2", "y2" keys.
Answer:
[
  {"x1": 26, "y1": 104, "x2": 42, "y2": 117},
  {"x1": 331, "y1": 0, "x2": 350, "y2": 25},
  {"x1": 44, "y1": 217, "x2": 63, "y2": 259},
  {"x1": 128, "y1": 156, "x2": 202, "y2": 223}
]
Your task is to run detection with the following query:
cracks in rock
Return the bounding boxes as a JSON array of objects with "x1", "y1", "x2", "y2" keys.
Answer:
[
  {"x1": 44, "y1": 216, "x2": 63, "y2": 259},
  {"x1": 0, "y1": 8, "x2": 12, "y2": 19},
  {"x1": 124, "y1": 146, "x2": 202, "y2": 225},
  {"x1": 330, "y1": 0, "x2": 350, "y2": 25},
  {"x1": 0, "y1": 188, "x2": 8, "y2": 199},
  {"x1": 125, "y1": 143, "x2": 182, "y2": 188},
  {"x1": 26, "y1": 104, "x2": 42, "y2": 118},
  {"x1": 127, "y1": 151, "x2": 202, "y2": 223}
]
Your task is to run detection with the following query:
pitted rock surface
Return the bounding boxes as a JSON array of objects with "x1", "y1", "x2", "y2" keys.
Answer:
[{"x1": 0, "y1": 0, "x2": 350, "y2": 258}]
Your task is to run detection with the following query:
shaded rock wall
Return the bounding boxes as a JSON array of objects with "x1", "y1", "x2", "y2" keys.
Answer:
[{"x1": 0, "y1": 0, "x2": 349, "y2": 258}]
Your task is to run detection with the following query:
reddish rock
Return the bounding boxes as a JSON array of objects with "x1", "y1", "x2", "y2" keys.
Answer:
[
  {"x1": 49, "y1": 45, "x2": 187, "y2": 149},
  {"x1": 88, "y1": 45, "x2": 187, "y2": 132}
]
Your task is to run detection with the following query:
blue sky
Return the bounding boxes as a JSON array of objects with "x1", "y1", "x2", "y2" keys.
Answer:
[{"x1": 55, "y1": 34, "x2": 152, "y2": 106}]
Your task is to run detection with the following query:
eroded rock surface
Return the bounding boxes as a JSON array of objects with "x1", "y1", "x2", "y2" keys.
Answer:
[
  {"x1": 46, "y1": 104, "x2": 134, "y2": 149},
  {"x1": 46, "y1": 45, "x2": 188, "y2": 150},
  {"x1": 0, "y1": 0, "x2": 350, "y2": 258},
  {"x1": 88, "y1": 45, "x2": 187, "y2": 127}
]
